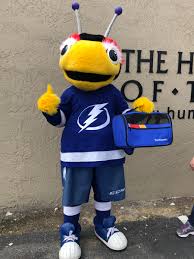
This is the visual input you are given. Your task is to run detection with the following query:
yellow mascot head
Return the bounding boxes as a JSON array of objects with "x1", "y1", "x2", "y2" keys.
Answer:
[{"x1": 59, "y1": 3, "x2": 123, "y2": 91}]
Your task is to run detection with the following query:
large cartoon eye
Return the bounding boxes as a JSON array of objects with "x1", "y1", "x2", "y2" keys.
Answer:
[
  {"x1": 60, "y1": 36, "x2": 78, "y2": 56},
  {"x1": 103, "y1": 39, "x2": 122, "y2": 65},
  {"x1": 61, "y1": 45, "x2": 68, "y2": 55},
  {"x1": 108, "y1": 49, "x2": 118, "y2": 63}
]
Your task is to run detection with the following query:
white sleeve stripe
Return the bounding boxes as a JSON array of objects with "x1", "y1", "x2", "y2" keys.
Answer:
[
  {"x1": 122, "y1": 108, "x2": 131, "y2": 114},
  {"x1": 56, "y1": 110, "x2": 66, "y2": 128}
]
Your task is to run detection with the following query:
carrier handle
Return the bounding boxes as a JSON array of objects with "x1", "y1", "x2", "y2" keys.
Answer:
[{"x1": 122, "y1": 107, "x2": 139, "y2": 114}]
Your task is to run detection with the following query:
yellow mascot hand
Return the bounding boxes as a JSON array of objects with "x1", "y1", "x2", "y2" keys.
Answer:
[
  {"x1": 37, "y1": 84, "x2": 60, "y2": 116},
  {"x1": 132, "y1": 97, "x2": 154, "y2": 113}
]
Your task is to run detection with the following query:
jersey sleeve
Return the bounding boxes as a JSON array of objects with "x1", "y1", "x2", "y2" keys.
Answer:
[
  {"x1": 43, "y1": 88, "x2": 72, "y2": 127},
  {"x1": 114, "y1": 87, "x2": 129, "y2": 115}
]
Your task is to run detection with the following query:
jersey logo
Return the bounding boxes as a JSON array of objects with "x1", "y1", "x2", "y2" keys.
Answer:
[{"x1": 77, "y1": 103, "x2": 110, "y2": 133}]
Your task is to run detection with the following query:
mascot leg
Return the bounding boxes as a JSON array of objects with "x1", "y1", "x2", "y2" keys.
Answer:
[
  {"x1": 59, "y1": 165, "x2": 86, "y2": 259},
  {"x1": 92, "y1": 165, "x2": 128, "y2": 250},
  {"x1": 59, "y1": 165, "x2": 94, "y2": 258},
  {"x1": 59, "y1": 206, "x2": 81, "y2": 259},
  {"x1": 94, "y1": 200, "x2": 127, "y2": 251}
]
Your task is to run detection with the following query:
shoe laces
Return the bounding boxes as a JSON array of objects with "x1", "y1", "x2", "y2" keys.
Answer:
[
  {"x1": 63, "y1": 230, "x2": 78, "y2": 243},
  {"x1": 107, "y1": 226, "x2": 119, "y2": 239}
]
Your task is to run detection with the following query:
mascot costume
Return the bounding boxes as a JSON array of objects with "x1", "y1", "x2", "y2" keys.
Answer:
[{"x1": 37, "y1": 3, "x2": 154, "y2": 259}]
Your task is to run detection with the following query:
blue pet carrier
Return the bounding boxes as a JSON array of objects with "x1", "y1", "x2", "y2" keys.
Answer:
[{"x1": 112, "y1": 110, "x2": 173, "y2": 149}]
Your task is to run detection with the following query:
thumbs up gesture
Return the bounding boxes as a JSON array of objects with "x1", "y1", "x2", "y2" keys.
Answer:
[{"x1": 37, "y1": 84, "x2": 60, "y2": 115}]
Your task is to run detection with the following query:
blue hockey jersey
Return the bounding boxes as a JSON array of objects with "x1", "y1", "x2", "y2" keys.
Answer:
[{"x1": 43, "y1": 84, "x2": 129, "y2": 167}]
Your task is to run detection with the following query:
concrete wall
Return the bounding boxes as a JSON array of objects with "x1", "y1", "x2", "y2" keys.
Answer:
[{"x1": 0, "y1": 0, "x2": 194, "y2": 211}]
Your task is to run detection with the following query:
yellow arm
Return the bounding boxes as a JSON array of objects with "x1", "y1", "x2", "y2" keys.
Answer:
[{"x1": 37, "y1": 84, "x2": 60, "y2": 116}]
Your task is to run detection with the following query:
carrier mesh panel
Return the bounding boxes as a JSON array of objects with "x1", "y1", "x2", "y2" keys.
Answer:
[{"x1": 125, "y1": 113, "x2": 170, "y2": 125}]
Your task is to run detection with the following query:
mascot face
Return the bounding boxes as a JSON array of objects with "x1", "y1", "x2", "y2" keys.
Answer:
[{"x1": 59, "y1": 33, "x2": 122, "y2": 91}]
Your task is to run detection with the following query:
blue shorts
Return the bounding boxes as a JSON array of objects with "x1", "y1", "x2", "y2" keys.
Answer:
[{"x1": 61, "y1": 164, "x2": 125, "y2": 206}]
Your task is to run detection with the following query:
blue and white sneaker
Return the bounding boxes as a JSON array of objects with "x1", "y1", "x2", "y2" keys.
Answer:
[
  {"x1": 59, "y1": 223, "x2": 81, "y2": 259},
  {"x1": 94, "y1": 215, "x2": 127, "y2": 251}
]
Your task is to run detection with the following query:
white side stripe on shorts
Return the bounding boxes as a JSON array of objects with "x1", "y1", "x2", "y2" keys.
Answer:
[{"x1": 60, "y1": 150, "x2": 125, "y2": 162}]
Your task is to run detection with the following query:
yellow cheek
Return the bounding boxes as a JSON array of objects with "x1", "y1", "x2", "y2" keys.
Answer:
[
  {"x1": 59, "y1": 40, "x2": 120, "y2": 76},
  {"x1": 59, "y1": 40, "x2": 121, "y2": 91}
]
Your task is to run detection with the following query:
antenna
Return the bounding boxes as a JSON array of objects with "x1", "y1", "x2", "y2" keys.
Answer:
[
  {"x1": 104, "y1": 7, "x2": 123, "y2": 37},
  {"x1": 72, "y1": 2, "x2": 82, "y2": 34}
]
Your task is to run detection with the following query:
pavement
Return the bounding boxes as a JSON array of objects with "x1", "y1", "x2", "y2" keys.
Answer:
[{"x1": 1, "y1": 198, "x2": 194, "y2": 259}]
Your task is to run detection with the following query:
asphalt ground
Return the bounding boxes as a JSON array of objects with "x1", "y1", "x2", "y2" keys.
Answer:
[{"x1": 1, "y1": 198, "x2": 194, "y2": 259}]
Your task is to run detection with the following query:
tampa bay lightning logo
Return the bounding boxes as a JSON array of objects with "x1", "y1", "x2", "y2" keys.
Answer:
[{"x1": 77, "y1": 103, "x2": 110, "y2": 133}]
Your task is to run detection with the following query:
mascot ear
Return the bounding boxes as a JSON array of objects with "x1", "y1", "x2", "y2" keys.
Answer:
[{"x1": 114, "y1": 64, "x2": 122, "y2": 80}]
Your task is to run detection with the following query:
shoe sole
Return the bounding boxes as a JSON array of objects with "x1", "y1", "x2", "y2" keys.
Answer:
[
  {"x1": 177, "y1": 231, "x2": 194, "y2": 238},
  {"x1": 94, "y1": 231, "x2": 127, "y2": 251}
]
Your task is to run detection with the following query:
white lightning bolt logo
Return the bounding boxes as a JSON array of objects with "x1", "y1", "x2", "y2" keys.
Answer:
[{"x1": 77, "y1": 103, "x2": 110, "y2": 133}]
